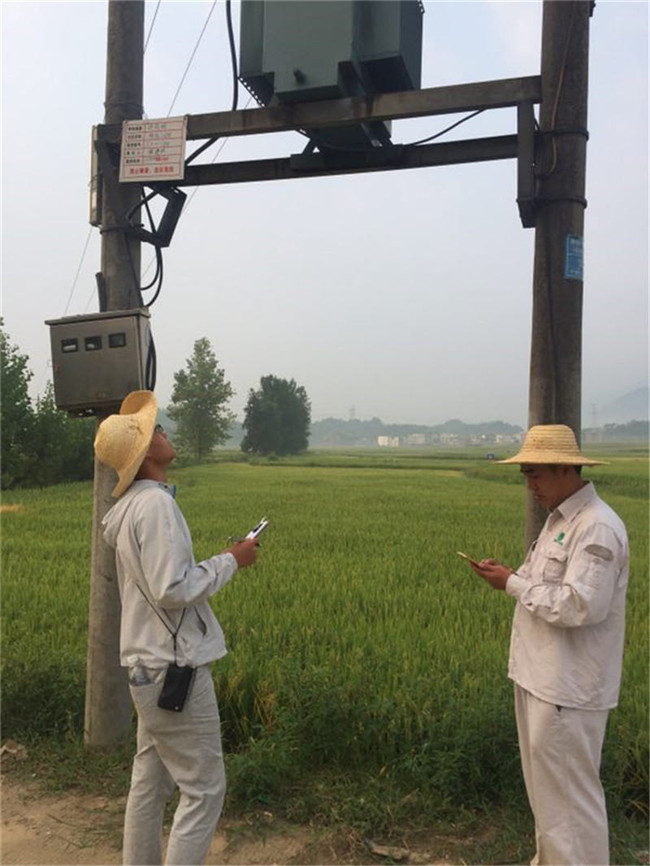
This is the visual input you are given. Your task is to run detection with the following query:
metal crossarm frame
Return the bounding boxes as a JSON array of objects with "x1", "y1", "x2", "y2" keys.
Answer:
[{"x1": 95, "y1": 75, "x2": 542, "y2": 226}]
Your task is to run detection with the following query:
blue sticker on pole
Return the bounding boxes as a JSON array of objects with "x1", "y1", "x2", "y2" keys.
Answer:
[{"x1": 564, "y1": 234, "x2": 584, "y2": 281}]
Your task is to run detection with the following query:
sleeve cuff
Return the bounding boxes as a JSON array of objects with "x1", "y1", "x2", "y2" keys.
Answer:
[
  {"x1": 223, "y1": 552, "x2": 238, "y2": 573},
  {"x1": 505, "y1": 573, "x2": 526, "y2": 597}
]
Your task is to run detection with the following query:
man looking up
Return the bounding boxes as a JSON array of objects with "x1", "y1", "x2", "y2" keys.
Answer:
[
  {"x1": 94, "y1": 390, "x2": 259, "y2": 865},
  {"x1": 465, "y1": 424, "x2": 629, "y2": 866}
]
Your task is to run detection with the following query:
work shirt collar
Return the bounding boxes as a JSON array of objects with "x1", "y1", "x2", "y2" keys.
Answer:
[
  {"x1": 550, "y1": 480, "x2": 595, "y2": 525},
  {"x1": 129, "y1": 479, "x2": 177, "y2": 499}
]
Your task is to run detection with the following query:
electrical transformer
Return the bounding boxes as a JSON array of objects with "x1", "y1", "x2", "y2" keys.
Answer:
[
  {"x1": 239, "y1": 0, "x2": 424, "y2": 150},
  {"x1": 45, "y1": 309, "x2": 152, "y2": 416}
]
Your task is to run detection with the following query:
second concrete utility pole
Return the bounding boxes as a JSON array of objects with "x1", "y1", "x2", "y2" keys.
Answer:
[{"x1": 527, "y1": 0, "x2": 592, "y2": 544}]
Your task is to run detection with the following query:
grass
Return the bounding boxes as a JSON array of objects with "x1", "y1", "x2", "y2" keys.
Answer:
[{"x1": 1, "y1": 446, "x2": 647, "y2": 862}]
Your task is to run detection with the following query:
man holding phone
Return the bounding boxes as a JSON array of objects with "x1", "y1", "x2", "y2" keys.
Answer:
[
  {"x1": 463, "y1": 425, "x2": 629, "y2": 866},
  {"x1": 95, "y1": 390, "x2": 260, "y2": 865}
]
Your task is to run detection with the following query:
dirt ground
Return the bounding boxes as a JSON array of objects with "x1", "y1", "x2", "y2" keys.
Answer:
[{"x1": 1, "y1": 775, "x2": 455, "y2": 866}]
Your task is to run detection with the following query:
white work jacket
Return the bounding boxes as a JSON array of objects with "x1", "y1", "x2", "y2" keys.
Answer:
[
  {"x1": 505, "y1": 482, "x2": 629, "y2": 710},
  {"x1": 102, "y1": 480, "x2": 238, "y2": 669}
]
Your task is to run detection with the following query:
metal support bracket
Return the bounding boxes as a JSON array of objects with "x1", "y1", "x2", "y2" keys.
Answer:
[{"x1": 517, "y1": 101, "x2": 537, "y2": 228}]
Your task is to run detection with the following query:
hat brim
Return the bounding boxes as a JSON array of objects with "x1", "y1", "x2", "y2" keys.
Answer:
[
  {"x1": 111, "y1": 391, "x2": 158, "y2": 496},
  {"x1": 497, "y1": 450, "x2": 604, "y2": 466},
  {"x1": 112, "y1": 439, "x2": 154, "y2": 497}
]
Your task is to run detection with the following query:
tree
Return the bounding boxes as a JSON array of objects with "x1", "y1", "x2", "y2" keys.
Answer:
[
  {"x1": 1, "y1": 321, "x2": 35, "y2": 489},
  {"x1": 0, "y1": 322, "x2": 95, "y2": 489},
  {"x1": 30, "y1": 384, "x2": 95, "y2": 487},
  {"x1": 167, "y1": 338, "x2": 235, "y2": 460},
  {"x1": 241, "y1": 375, "x2": 311, "y2": 456}
]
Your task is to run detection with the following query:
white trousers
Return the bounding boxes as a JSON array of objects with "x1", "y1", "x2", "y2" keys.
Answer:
[
  {"x1": 514, "y1": 683, "x2": 610, "y2": 866},
  {"x1": 123, "y1": 665, "x2": 226, "y2": 866}
]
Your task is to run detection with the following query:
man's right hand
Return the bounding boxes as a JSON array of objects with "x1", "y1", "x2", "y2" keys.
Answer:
[
  {"x1": 468, "y1": 558, "x2": 514, "y2": 591},
  {"x1": 226, "y1": 538, "x2": 259, "y2": 568}
]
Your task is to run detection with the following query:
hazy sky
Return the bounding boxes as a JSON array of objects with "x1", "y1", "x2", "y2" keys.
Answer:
[{"x1": 2, "y1": 0, "x2": 648, "y2": 427}]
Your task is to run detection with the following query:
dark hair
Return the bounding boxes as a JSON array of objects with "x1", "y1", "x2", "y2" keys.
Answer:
[{"x1": 548, "y1": 464, "x2": 582, "y2": 476}]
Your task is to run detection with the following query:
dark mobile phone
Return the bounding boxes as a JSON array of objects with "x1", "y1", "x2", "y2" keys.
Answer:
[
  {"x1": 457, "y1": 551, "x2": 481, "y2": 567},
  {"x1": 157, "y1": 663, "x2": 196, "y2": 712}
]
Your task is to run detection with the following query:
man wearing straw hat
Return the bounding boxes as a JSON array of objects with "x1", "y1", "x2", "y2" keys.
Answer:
[
  {"x1": 465, "y1": 424, "x2": 629, "y2": 866},
  {"x1": 95, "y1": 390, "x2": 259, "y2": 865}
]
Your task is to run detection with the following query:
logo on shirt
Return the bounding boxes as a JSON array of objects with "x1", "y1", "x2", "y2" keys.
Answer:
[{"x1": 554, "y1": 531, "x2": 566, "y2": 546}]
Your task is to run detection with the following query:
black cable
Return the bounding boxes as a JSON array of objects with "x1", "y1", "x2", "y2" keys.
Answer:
[
  {"x1": 186, "y1": 0, "x2": 239, "y2": 166},
  {"x1": 140, "y1": 197, "x2": 162, "y2": 291},
  {"x1": 124, "y1": 0, "x2": 241, "y2": 313},
  {"x1": 538, "y1": 0, "x2": 578, "y2": 179},
  {"x1": 145, "y1": 334, "x2": 157, "y2": 391},
  {"x1": 144, "y1": 248, "x2": 164, "y2": 308},
  {"x1": 185, "y1": 136, "x2": 220, "y2": 165},
  {"x1": 404, "y1": 109, "x2": 486, "y2": 147},
  {"x1": 126, "y1": 187, "x2": 160, "y2": 226},
  {"x1": 140, "y1": 246, "x2": 161, "y2": 292},
  {"x1": 122, "y1": 189, "x2": 165, "y2": 307},
  {"x1": 123, "y1": 230, "x2": 145, "y2": 308},
  {"x1": 295, "y1": 108, "x2": 487, "y2": 155},
  {"x1": 141, "y1": 243, "x2": 163, "y2": 302},
  {"x1": 226, "y1": 0, "x2": 238, "y2": 111}
]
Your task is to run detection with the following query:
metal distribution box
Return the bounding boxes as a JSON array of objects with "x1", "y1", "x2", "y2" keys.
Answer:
[
  {"x1": 357, "y1": 1, "x2": 424, "y2": 95},
  {"x1": 239, "y1": 0, "x2": 423, "y2": 149},
  {"x1": 45, "y1": 309, "x2": 151, "y2": 415}
]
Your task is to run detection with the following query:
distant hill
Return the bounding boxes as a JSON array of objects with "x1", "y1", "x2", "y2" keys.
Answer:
[
  {"x1": 215, "y1": 416, "x2": 523, "y2": 450},
  {"x1": 599, "y1": 387, "x2": 649, "y2": 426},
  {"x1": 309, "y1": 417, "x2": 523, "y2": 449}
]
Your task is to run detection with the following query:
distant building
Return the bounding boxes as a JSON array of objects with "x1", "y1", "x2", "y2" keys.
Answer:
[
  {"x1": 377, "y1": 436, "x2": 400, "y2": 448},
  {"x1": 405, "y1": 433, "x2": 427, "y2": 446},
  {"x1": 495, "y1": 433, "x2": 522, "y2": 444}
]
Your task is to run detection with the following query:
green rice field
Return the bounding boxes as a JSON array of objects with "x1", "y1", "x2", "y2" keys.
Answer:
[{"x1": 1, "y1": 447, "x2": 647, "y2": 839}]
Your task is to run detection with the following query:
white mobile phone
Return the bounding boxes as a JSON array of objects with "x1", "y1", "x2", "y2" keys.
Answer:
[{"x1": 246, "y1": 517, "x2": 270, "y2": 540}]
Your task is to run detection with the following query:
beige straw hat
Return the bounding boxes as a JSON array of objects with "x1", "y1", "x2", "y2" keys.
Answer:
[
  {"x1": 94, "y1": 390, "x2": 158, "y2": 497},
  {"x1": 497, "y1": 424, "x2": 605, "y2": 466}
]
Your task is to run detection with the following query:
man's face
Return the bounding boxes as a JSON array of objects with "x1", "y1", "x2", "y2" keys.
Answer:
[
  {"x1": 148, "y1": 424, "x2": 176, "y2": 465},
  {"x1": 520, "y1": 464, "x2": 576, "y2": 511}
]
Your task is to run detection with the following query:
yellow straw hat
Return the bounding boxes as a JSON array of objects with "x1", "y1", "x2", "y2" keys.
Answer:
[
  {"x1": 497, "y1": 424, "x2": 605, "y2": 466},
  {"x1": 94, "y1": 391, "x2": 158, "y2": 497}
]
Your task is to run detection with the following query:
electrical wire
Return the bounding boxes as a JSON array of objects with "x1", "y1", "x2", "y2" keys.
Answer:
[
  {"x1": 166, "y1": 0, "x2": 218, "y2": 117},
  {"x1": 185, "y1": 0, "x2": 241, "y2": 166},
  {"x1": 293, "y1": 108, "x2": 487, "y2": 154},
  {"x1": 539, "y1": 0, "x2": 578, "y2": 178},
  {"x1": 131, "y1": 0, "x2": 244, "y2": 304},
  {"x1": 404, "y1": 108, "x2": 486, "y2": 147},
  {"x1": 145, "y1": 333, "x2": 157, "y2": 390},
  {"x1": 139, "y1": 97, "x2": 252, "y2": 286},
  {"x1": 226, "y1": 0, "x2": 238, "y2": 111},
  {"x1": 144, "y1": 0, "x2": 162, "y2": 55},
  {"x1": 130, "y1": 0, "x2": 221, "y2": 308},
  {"x1": 63, "y1": 227, "x2": 94, "y2": 315}
]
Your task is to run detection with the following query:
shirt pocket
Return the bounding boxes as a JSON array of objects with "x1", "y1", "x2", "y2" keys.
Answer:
[{"x1": 542, "y1": 549, "x2": 568, "y2": 584}]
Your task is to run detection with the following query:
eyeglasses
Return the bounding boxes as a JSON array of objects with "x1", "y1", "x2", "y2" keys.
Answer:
[{"x1": 154, "y1": 424, "x2": 165, "y2": 434}]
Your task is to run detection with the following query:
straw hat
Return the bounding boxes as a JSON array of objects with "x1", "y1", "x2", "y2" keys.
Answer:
[
  {"x1": 497, "y1": 424, "x2": 605, "y2": 466},
  {"x1": 94, "y1": 391, "x2": 158, "y2": 497}
]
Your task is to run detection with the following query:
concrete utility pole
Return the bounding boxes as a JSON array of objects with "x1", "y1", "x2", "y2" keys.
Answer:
[
  {"x1": 85, "y1": 0, "x2": 145, "y2": 747},
  {"x1": 526, "y1": 0, "x2": 592, "y2": 544}
]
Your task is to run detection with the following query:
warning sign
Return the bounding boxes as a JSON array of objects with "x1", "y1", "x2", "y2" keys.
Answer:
[{"x1": 120, "y1": 116, "x2": 188, "y2": 182}]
